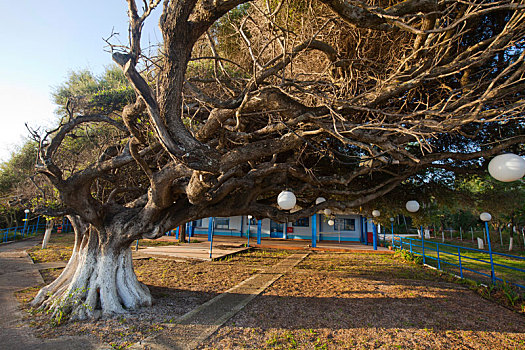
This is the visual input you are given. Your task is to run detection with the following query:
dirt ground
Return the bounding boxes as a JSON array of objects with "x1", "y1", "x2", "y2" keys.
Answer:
[
  {"x1": 19, "y1": 236, "x2": 525, "y2": 349},
  {"x1": 200, "y1": 253, "x2": 525, "y2": 349}
]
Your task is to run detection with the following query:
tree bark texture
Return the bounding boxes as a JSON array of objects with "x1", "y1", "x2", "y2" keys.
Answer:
[{"x1": 32, "y1": 216, "x2": 151, "y2": 319}]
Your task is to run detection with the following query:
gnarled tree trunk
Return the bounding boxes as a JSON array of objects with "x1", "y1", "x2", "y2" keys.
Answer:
[{"x1": 31, "y1": 216, "x2": 151, "y2": 320}]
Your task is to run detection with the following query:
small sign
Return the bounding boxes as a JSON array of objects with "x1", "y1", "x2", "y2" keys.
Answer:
[{"x1": 287, "y1": 227, "x2": 294, "y2": 233}]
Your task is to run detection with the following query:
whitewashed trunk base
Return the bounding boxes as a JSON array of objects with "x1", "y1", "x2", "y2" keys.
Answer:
[{"x1": 32, "y1": 246, "x2": 151, "y2": 320}]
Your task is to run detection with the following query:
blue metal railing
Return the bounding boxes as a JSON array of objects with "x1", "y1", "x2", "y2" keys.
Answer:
[
  {"x1": 1, "y1": 217, "x2": 73, "y2": 243},
  {"x1": 393, "y1": 235, "x2": 525, "y2": 290}
]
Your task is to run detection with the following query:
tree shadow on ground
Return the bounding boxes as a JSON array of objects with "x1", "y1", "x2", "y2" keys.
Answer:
[{"x1": 148, "y1": 279, "x2": 525, "y2": 334}]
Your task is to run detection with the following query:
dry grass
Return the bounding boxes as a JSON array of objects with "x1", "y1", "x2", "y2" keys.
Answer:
[
  {"x1": 27, "y1": 233, "x2": 75, "y2": 263},
  {"x1": 18, "y1": 242, "x2": 291, "y2": 348},
  {"x1": 200, "y1": 252, "x2": 525, "y2": 349},
  {"x1": 17, "y1": 235, "x2": 525, "y2": 349}
]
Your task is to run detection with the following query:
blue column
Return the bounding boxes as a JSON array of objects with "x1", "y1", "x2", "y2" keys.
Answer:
[
  {"x1": 257, "y1": 220, "x2": 262, "y2": 244},
  {"x1": 391, "y1": 221, "x2": 394, "y2": 248},
  {"x1": 421, "y1": 225, "x2": 426, "y2": 264},
  {"x1": 283, "y1": 221, "x2": 287, "y2": 239},
  {"x1": 247, "y1": 222, "x2": 251, "y2": 247},
  {"x1": 175, "y1": 226, "x2": 179, "y2": 239},
  {"x1": 359, "y1": 215, "x2": 365, "y2": 243},
  {"x1": 209, "y1": 217, "x2": 215, "y2": 259},
  {"x1": 311, "y1": 214, "x2": 317, "y2": 248},
  {"x1": 240, "y1": 216, "x2": 244, "y2": 238},
  {"x1": 208, "y1": 217, "x2": 214, "y2": 241},
  {"x1": 364, "y1": 217, "x2": 369, "y2": 245},
  {"x1": 485, "y1": 222, "x2": 496, "y2": 283},
  {"x1": 372, "y1": 221, "x2": 378, "y2": 250}
]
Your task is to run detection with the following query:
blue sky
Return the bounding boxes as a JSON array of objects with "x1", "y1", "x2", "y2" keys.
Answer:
[{"x1": 0, "y1": 1, "x2": 161, "y2": 162}]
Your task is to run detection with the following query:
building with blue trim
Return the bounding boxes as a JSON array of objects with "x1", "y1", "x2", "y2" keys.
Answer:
[{"x1": 184, "y1": 213, "x2": 381, "y2": 247}]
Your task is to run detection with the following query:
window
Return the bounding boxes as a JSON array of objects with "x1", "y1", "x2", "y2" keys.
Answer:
[
  {"x1": 292, "y1": 217, "x2": 309, "y2": 227},
  {"x1": 334, "y1": 218, "x2": 355, "y2": 231},
  {"x1": 195, "y1": 219, "x2": 203, "y2": 227},
  {"x1": 248, "y1": 217, "x2": 258, "y2": 225},
  {"x1": 215, "y1": 218, "x2": 229, "y2": 229},
  {"x1": 270, "y1": 221, "x2": 283, "y2": 232}
]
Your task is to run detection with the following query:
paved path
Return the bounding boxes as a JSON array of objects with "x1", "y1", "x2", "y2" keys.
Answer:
[
  {"x1": 135, "y1": 243, "x2": 250, "y2": 261},
  {"x1": 0, "y1": 238, "x2": 98, "y2": 350},
  {"x1": 130, "y1": 252, "x2": 309, "y2": 350},
  {"x1": 154, "y1": 235, "x2": 392, "y2": 254}
]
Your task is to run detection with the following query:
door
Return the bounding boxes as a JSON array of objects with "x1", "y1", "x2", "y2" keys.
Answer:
[{"x1": 270, "y1": 221, "x2": 284, "y2": 238}]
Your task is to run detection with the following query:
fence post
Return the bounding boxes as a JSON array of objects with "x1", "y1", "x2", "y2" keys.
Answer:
[
  {"x1": 436, "y1": 243, "x2": 441, "y2": 270},
  {"x1": 458, "y1": 247, "x2": 463, "y2": 278},
  {"x1": 207, "y1": 217, "x2": 213, "y2": 241},
  {"x1": 409, "y1": 240, "x2": 413, "y2": 253},
  {"x1": 485, "y1": 221, "x2": 496, "y2": 284}
]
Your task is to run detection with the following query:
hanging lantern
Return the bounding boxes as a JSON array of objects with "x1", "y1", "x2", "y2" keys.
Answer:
[
  {"x1": 480, "y1": 212, "x2": 492, "y2": 222},
  {"x1": 372, "y1": 210, "x2": 380, "y2": 217},
  {"x1": 405, "y1": 200, "x2": 420, "y2": 213},
  {"x1": 315, "y1": 197, "x2": 326, "y2": 205},
  {"x1": 277, "y1": 190, "x2": 296, "y2": 210},
  {"x1": 488, "y1": 153, "x2": 525, "y2": 182}
]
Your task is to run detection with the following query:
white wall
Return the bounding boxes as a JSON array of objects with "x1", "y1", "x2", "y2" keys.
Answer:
[{"x1": 194, "y1": 214, "x2": 364, "y2": 241}]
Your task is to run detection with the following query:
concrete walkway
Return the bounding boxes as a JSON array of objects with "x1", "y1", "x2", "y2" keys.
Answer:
[
  {"x1": 135, "y1": 242, "x2": 250, "y2": 261},
  {"x1": 130, "y1": 252, "x2": 309, "y2": 350},
  {"x1": 154, "y1": 234, "x2": 393, "y2": 254},
  {"x1": 0, "y1": 238, "x2": 99, "y2": 350}
]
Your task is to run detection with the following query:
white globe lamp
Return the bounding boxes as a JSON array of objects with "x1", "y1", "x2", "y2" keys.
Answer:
[
  {"x1": 277, "y1": 190, "x2": 296, "y2": 210},
  {"x1": 247, "y1": 215, "x2": 252, "y2": 220},
  {"x1": 406, "y1": 200, "x2": 420, "y2": 213},
  {"x1": 323, "y1": 208, "x2": 332, "y2": 216},
  {"x1": 488, "y1": 153, "x2": 525, "y2": 182},
  {"x1": 24, "y1": 209, "x2": 30, "y2": 214},
  {"x1": 372, "y1": 210, "x2": 380, "y2": 217},
  {"x1": 480, "y1": 212, "x2": 492, "y2": 222},
  {"x1": 328, "y1": 219, "x2": 335, "y2": 226},
  {"x1": 315, "y1": 197, "x2": 326, "y2": 205}
]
